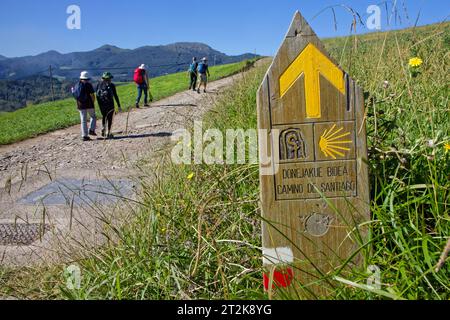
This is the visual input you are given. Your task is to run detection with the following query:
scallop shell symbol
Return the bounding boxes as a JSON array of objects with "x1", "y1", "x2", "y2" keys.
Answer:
[{"x1": 319, "y1": 124, "x2": 352, "y2": 159}]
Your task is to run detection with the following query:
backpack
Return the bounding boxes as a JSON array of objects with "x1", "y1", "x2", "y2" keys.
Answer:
[
  {"x1": 72, "y1": 82, "x2": 88, "y2": 103},
  {"x1": 189, "y1": 62, "x2": 198, "y2": 73},
  {"x1": 134, "y1": 68, "x2": 145, "y2": 84},
  {"x1": 96, "y1": 82, "x2": 113, "y2": 105},
  {"x1": 197, "y1": 62, "x2": 207, "y2": 74}
]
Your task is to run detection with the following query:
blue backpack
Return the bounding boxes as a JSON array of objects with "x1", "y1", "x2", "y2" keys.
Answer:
[
  {"x1": 198, "y1": 62, "x2": 207, "y2": 74},
  {"x1": 72, "y1": 82, "x2": 88, "y2": 103},
  {"x1": 189, "y1": 62, "x2": 198, "y2": 73}
]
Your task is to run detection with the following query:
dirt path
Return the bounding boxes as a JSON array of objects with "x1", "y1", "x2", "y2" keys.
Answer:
[{"x1": 0, "y1": 69, "x2": 250, "y2": 266}]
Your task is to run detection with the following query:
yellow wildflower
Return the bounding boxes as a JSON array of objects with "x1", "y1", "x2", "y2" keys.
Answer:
[
  {"x1": 187, "y1": 172, "x2": 195, "y2": 180},
  {"x1": 445, "y1": 143, "x2": 450, "y2": 153},
  {"x1": 408, "y1": 57, "x2": 423, "y2": 68}
]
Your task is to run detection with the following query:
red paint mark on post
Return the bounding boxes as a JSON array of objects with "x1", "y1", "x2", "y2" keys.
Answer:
[{"x1": 263, "y1": 267, "x2": 293, "y2": 290}]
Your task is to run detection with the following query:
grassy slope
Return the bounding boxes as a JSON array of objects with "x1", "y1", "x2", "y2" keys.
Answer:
[
  {"x1": 0, "y1": 60, "x2": 251, "y2": 145},
  {"x1": 0, "y1": 23, "x2": 449, "y2": 300}
]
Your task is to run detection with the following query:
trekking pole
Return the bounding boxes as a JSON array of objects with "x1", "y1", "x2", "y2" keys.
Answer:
[{"x1": 125, "y1": 106, "x2": 132, "y2": 136}]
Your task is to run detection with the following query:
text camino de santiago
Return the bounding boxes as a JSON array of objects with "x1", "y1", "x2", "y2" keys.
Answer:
[{"x1": 277, "y1": 165, "x2": 356, "y2": 195}]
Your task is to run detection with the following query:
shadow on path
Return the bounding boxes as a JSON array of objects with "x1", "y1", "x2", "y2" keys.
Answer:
[
  {"x1": 98, "y1": 132, "x2": 173, "y2": 141},
  {"x1": 150, "y1": 103, "x2": 198, "y2": 108}
]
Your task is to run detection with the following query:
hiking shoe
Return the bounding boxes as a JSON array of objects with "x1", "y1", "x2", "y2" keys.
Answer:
[
  {"x1": 89, "y1": 130, "x2": 97, "y2": 136},
  {"x1": 144, "y1": 104, "x2": 150, "y2": 107},
  {"x1": 135, "y1": 104, "x2": 140, "y2": 109},
  {"x1": 82, "y1": 136, "x2": 91, "y2": 141},
  {"x1": 107, "y1": 133, "x2": 114, "y2": 139},
  {"x1": 101, "y1": 129, "x2": 106, "y2": 137},
  {"x1": 204, "y1": 90, "x2": 207, "y2": 93},
  {"x1": 197, "y1": 89, "x2": 200, "y2": 94}
]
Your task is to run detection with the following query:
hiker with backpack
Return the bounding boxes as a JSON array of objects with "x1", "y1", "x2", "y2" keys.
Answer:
[
  {"x1": 96, "y1": 72, "x2": 122, "y2": 139},
  {"x1": 134, "y1": 64, "x2": 153, "y2": 108},
  {"x1": 188, "y1": 57, "x2": 198, "y2": 91},
  {"x1": 197, "y1": 57, "x2": 210, "y2": 93},
  {"x1": 72, "y1": 71, "x2": 97, "y2": 141}
]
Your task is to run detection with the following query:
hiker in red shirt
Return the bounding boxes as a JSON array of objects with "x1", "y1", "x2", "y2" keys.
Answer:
[{"x1": 134, "y1": 64, "x2": 152, "y2": 108}]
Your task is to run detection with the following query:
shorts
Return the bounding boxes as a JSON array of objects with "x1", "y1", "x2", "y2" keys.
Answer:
[{"x1": 199, "y1": 73, "x2": 208, "y2": 83}]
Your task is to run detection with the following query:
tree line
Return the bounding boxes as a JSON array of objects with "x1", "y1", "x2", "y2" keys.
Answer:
[{"x1": 0, "y1": 76, "x2": 73, "y2": 112}]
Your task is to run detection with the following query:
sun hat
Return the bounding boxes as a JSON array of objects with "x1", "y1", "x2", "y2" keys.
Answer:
[
  {"x1": 102, "y1": 72, "x2": 114, "y2": 79},
  {"x1": 138, "y1": 64, "x2": 147, "y2": 70},
  {"x1": 80, "y1": 71, "x2": 90, "y2": 80},
  {"x1": 202, "y1": 57, "x2": 207, "y2": 61}
]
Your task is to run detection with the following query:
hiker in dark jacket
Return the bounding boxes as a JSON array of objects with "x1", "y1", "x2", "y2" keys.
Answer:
[
  {"x1": 73, "y1": 71, "x2": 97, "y2": 141},
  {"x1": 96, "y1": 72, "x2": 122, "y2": 139},
  {"x1": 197, "y1": 57, "x2": 210, "y2": 93},
  {"x1": 188, "y1": 57, "x2": 198, "y2": 91}
]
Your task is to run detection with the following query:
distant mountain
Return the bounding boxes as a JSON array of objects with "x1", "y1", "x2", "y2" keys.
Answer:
[
  {"x1": 0, "y1": 55, "x2": 7, "y2": 61},
  {"x1": 0, "y1": 43, "x2": 258, "y2": 81}
]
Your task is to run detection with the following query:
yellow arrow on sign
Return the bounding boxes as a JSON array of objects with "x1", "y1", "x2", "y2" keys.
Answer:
[{"x1": 279, "y1": 43, "x2": 345, "y2": 119}]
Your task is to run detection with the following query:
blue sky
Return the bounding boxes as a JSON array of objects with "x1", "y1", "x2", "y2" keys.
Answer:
[{"x1": 0, "y1": 0, "x2": 448, "y2": 58}]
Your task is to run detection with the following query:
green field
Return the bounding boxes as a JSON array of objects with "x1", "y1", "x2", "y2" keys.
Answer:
[
  {"x1": 0, "y1": 60, "x2": 253, "y2": 145},
  {"x1": 0, "y1": 22, "x2": 449, "y2": 300}
]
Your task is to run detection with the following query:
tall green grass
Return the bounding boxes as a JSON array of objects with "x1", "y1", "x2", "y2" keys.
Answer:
[
  {"x1": 0, "y1": 23, "x2": 448, "y2": 300},
  {"x1": 321, "y1": 21, "x2": 450, "y2": 299},
  {"x1": 0, "y1": 60, "x2": 252, "y2": 145}
]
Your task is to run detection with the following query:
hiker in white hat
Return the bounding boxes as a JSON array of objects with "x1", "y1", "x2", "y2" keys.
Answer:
[
  {"x1": 72, "y1": 71, "x2": 97, "y2": 141},
  {"x1": 79, "y1": 71, "x2": 90, "y2": 80},
  {"x1": 196, "y1": 57, "x2": 210, "y2": 94},
  {"x1": 133, "y1": 64, "x2": 152, "y2": 108}
]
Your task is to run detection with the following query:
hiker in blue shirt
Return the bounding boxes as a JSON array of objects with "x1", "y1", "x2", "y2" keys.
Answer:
[
  {"x1": 197, "y1": 57, "x2": 210, "y2": 93},
  {"x1": 188, "y1": 57, "x2": 198, "y2": 91}
]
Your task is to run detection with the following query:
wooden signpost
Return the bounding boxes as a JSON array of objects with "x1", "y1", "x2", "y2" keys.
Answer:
[{"x1": 257, "y1": 11, "x2": 370, "y2": 296}]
